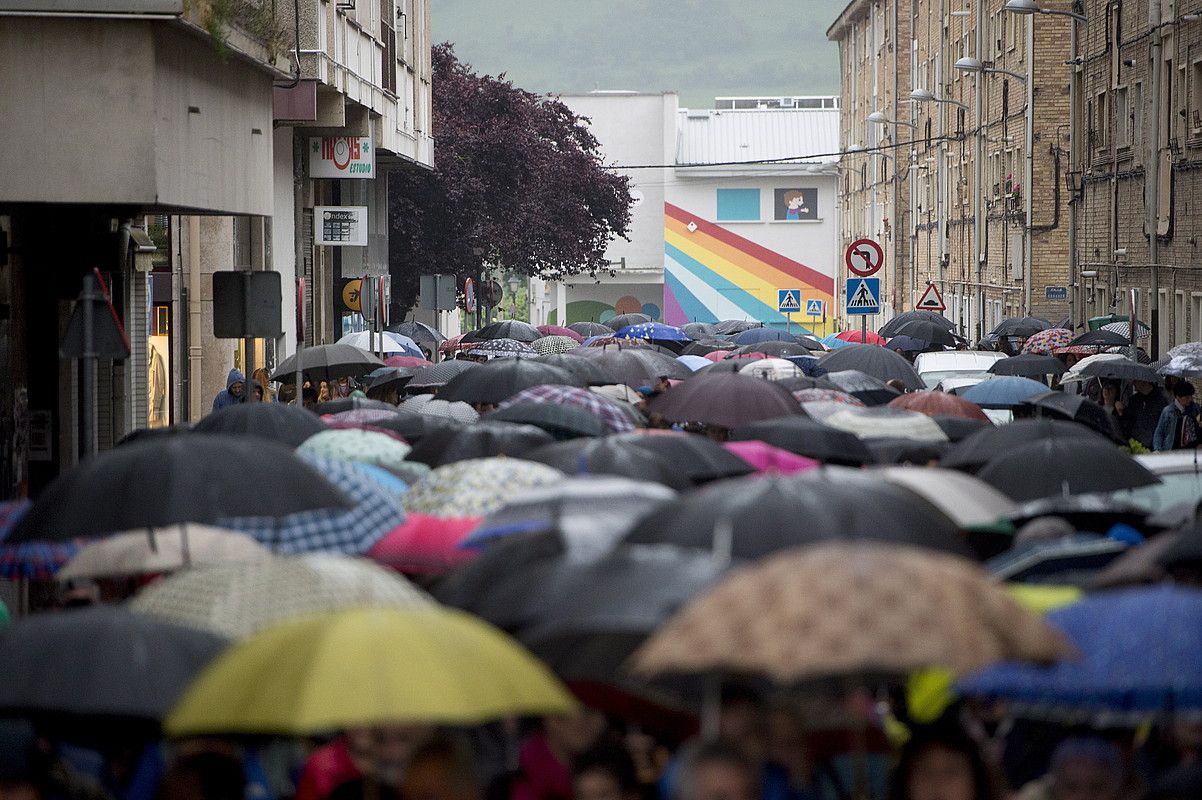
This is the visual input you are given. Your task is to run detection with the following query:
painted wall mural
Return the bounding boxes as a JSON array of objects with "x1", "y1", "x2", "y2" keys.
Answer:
[
  {"x1": 663, "y1": 203, "x2": 834, "y2": 334},
  {"x1": 547, "y1": 296, "x2": 662, "y2": 326}
]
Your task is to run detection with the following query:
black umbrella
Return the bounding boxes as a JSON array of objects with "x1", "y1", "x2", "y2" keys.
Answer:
[
  {"x1": 191, "y1": 402, "x2": 326, "y2": 448},
  {"x1": 776, "y1": 376, "x2": 839, "y2": 393},
  {"x1": 646, "y1": 373, "x2": 802, "y2": 429},
  {"x1": 0, "y1": 606, "x2": 227, "y2": 732},
  {"x1": 406, "y1": 360, "x2": 478, "y2": 391},
  {"x1": 438, "y1": 359, "x2": 582, "y2": 405},
  {"x1": 931, "y1": 415, "x2": 993, "y2": 442},
  {"x1": 681, "y1": 339, "x2": 736, "y2": 356},
  {"x1": 1069, "y1": 328, "x2": 1132, "y2": 347},
  {"x1": 879, "y1": 311, "x2": 954, "y2": 338},
  {"x1": 729, "y1": 417, "x2": 873, "y2": 466},
  {"x1": 817, "y1": 344, "x2": 925, "y2": 390},
  {"x1": 363, "y1": 366, "x2": 418, "y2": 394},
  {"x1": 9, "y1": 435, "x2": 350, "y2": 543},
  {"x1": 576, "y1": 349, "x2": 692, "y2": 388},
  {"x1": 347, "y1": 409, "x2": 463, "y2": 445},
  {"x1": 941, "y1": 418, "x2": 1109, "y2": 471},
  {"x1": 988, "y1": 354, "x2": 1065, "y2": 377},
  {"x1": 695, "y1": 358, "x2": 760, "y2": 375},
  {"x1": 889, "y1": 319, "x2": 960, "y2": 347},
  {"x1": 613, "y1": 432, "x2": 755, "y2": 484},
  {"x1": 990, "y1": 316, "x2": 1052, "y2": 338},
  {"x1": 522, "y1": 438, "x2": 692, "y2": 490},
  {"x1": 586, "y1": 340, "x2": 681, "y2": 357},
  {"x1": 605, "y1": 313, "x2": 652, "y2": 330},
  {"x1": 463, "y1": 320, "x2": 543, "y2": 343},
  {"x1": 1023, "y1": 391, "x2": 1122, "y2": 441},
  {"x1": 313, "y1": 396, "x2": 399, "y2": 415},
  {"x1": 387, "y1": 320, "x2": 446, "y2": 344},
  {"x1": 532, "y1": 354, "x2": 618, "y2": 385},
  {"x1": 406, "y1": 421, "x2": 555, "y2": 466},
  {"x1": 1006, "y1": 494, "x2": 1151, "y2": 534},
  {"x1": 732, "y1": 341, "x2": 815, "y2": 358},
  {"x1": 713, "y1": 320, "x2": 760, "y2": 335},
  {"x1": 270, "y1": 343, "x2": 385, "y2": 383},
  {"x1": 823, "y1": 369, "x2": 903, "y2": 406},
  {"x1": 486, "y1": 403, "x2": 608, "y2": 440},
  {"x1": 682, "y1": 322, "x2": 718, "y2": 339},
  {"x1": 622, "y1": 472, "x2": 971, "y2": 559},
  {"x1": 1077, "y1": 358, "x2": 1161, "y2": 383},
  {"x1": 976, "y1": 438, "x2": 1160, "y2": 502},
  {"x1": 864, "y1": 437, "x2": 951, "y2": 465},
  {"x1": 569, "y1": 322, "x2": 616, "y2": 338}
]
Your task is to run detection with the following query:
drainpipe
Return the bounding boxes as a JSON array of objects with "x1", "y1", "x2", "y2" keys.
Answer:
[
  {"x1": 974, "y1": 0, "x2": 986, "y2": 338},
  {"x1": 1148, "y1": 0, "x2": 1162, "y2": 358},
  {"x1": 1024, "y1": 16, "x2": 1035, "y2": 316},
  {"x1": 188, "y1": 216, "x2": 203, "y2": 421},
  {"x1": 1068, "y1": 14, "x2": 1080, "y2": 328},
  {"x1": 892, "y1": 0, "x2": 902, "y2": 313}
]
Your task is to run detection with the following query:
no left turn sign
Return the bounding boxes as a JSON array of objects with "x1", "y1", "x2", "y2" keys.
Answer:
[{"x1": 845, "y1": 238, "x2": 883, "y2": 277}]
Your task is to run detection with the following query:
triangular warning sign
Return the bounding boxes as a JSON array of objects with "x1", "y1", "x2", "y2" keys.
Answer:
[
  {"x1": 848, "y1": 281, "x2": 876, "y2": 309},
  {"x1": 779, "y1": 291, "x2": 801, "y2": 311},
  {"x1": 915, "y1": 283, "x2": 946, "y2": 312}
]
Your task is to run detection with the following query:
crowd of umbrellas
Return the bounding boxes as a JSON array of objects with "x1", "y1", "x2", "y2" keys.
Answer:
[{"x1": 0, "y1": 310, "x2": 1201, "y2": 800}]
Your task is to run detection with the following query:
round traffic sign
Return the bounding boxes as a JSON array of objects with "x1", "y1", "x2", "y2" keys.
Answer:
[
  {"x1": 463, "y1": 278, "x2": 476, "y2": 313},
  {"x1": 341, "y1": 279, "x2": 362, "y2": 312},
  {"x1": 846, "y1": 238, "x2": 884, "y2": 277}
]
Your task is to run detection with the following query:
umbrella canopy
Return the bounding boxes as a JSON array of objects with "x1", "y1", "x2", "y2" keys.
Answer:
[
  {"x1": 986, "y1": 534, "x2": 1129, "y2": 584},
  {"x1": 270, "y1": 344, "x2": 385, "y2": 383},
  {"x1": 165, "y1": 606, "x2": 575, "y2": 736},
  {"x1": 606, "y1": 313, "x2": 653, "y2": 330},
  {"x1": 298, "y1": 428, "x2": 413, "y2": 472},
  {"x1": 622, "y1": 472, "x2": 970, "y2": 560},
  {"x1": 531, "y1": 335, "x2": 581, "y2": 355},
  {"x1": 976, "y1": 439, "x2": 1159, "y2": 502},
  {"x1": 336, "y1": 331, "x2": 423, "y2": 358},
  {"x1": 865, "y1": 438, "x2": 951, "y2": 466},
  {"x1": 615, "y1": 322, "x2": 691, "y2": 343},
  {"x1": 818, "y1": 345, "x2": 925, "y2": 390},
  {"x1": 682, "y1": 322, "x2": 718, "y2": 339},
  {"x1": 821, "y1": 370, "x2": 900, "y2": 405},
  {"x1": 1091, "y1": 532, "x2": 1183, "y2": 589},
  {"x1": 0, "y1": 606, "x2": 227, "y2": 730},
  {"x1": 325, "y1": 408, "x2": 458, "y2": 445},
  {"x1": 192, "y1": 403, "x2": 326, "y2": 448},
  {"x1": 987, "y1": 354, "x2": 1065, "y2": 377},
  {"x1": 399, "y1": 395, "x2": 481, "y2": 424},
  {"x1": 960, "y1": 376, "x2": 1052, "y2": 409},
  {"x1": 1020, "y1": 328, "x2": 1074, "y2": 355},
  {"x1": 676, "y1": 354, "x2": 713, "y2": 372},
  {"x1": 991, "y1": 316, "x2": 1052, "y2": 338},
  {"x1": 569, "y1": 321, "x2": 616, "y2": 338},
  {"x1": 886, "y1": 335, "x2": 930, "y2": 353},
  {"x1": 733, "y1": 340, "x2": 819, "y2": 358},
  {"x1": 731, "y1": 328, "x2": 798, "y2": 345},
  {"x1": 466, "y1": 337, "x2": 538, "y2": 360},
  {"x1": 682, "y1": 338, "x2": 738, "y2": 356},
  {"x1": 888, "y1": 390, "x2": 990, "y2": 422},
  {"x1": 387, "y1": 320, "x2": 446, "y2": 344},
  {"x1": 57, "y1": 525, "x2": 267, "y2": 581},
  {"x1": 874, "y1": 467, "x2": 1016, "y2": 529},
  {"x1": 407, "y1": 360, "x2": 477, "y2": 390},
  {"x1": 645, "y1": 373, "x2": 802, "y2": 429},
  {"x1": 486, "y1": 403, "x2": 607, "y2": 440},
  {"x1": 738, "y1": 358, "x2": 804, "y2": 381},
  {"x1": 1059, "y1": 352, "x2": 1127, "y2": 383},
  {"x1": 463, "y1": 320, "x2": 543, "y2": 343},
  {"x1": 363, "y1": 366, "x2": 418, "y2": 394},
  {"x1": 931, "y1": 415, "x2": 992, "y2": 442},
  {"x1": 532, "y1": 354, "x2": 618, "y2": 385},
  {"x1": 1022, "y1": 391, "x2": 1122, "y2": 440},
  {"x1": 385, "y1": 355, "x2": 435, "y2": 368},
  {"x1": 821, "y1": 407, "x2": 950, "y2": 443},
  {"x1": 942, "y1": 419, "x2": 1109, "y2": 471},
  {"x1": 0, "y1": 541, "x2": 79, "y2": 581},
  {"x1": 959, "y1": 586, "x2": 1202, "y2": 722},
  {"x1": 9, "y1": 436, "x2": 350, "y2": 544},
  {"x1": 1159, "y1": 351, "x2": 1202, "y2": 378},
  {"x1": 536, "y1": 325, "x2": 585, "y2": 342},
  {"x1": 617, "y1": 431, "x2": 755, "y2": 483},
  {"x1": 439, "y1": 359, "x2": 581, "y2": 405},
  {"x1": 632, "y1": 543, "x2": 1070, "y2": 683},
  {"x1": 407, "y1": 421, "x2": 556, "y2": 466},
  {"x1": 579, "y1": 349, "x2": 693, "y2": 387},
  {"x1": 834, "y1": 330, "x2": 887, "y2": 346},
  {"x1": 714, "y1": 319, "x2": 761, "y2": 335},
  {"x1": 521, "y1": 438, "x2": 691, "y2": 490},
  {"x1": 313, "y1": 396, "x2": 399, "y2": 415},
  {"x1": 879, "y1": 311, "x2": 955, "y2": 338},
  {"x1": 366, "y1": 513, "x2": 484, "y2": 574},
  {"x1": 498, "y1": 384, "x2": 641, "y2": 434},
  {"x1": 1077, "y1": 357, "x2": 1161, "y2": 383},
  {"x1": 793, "y1": 388, "x2": 865, "y2": 409},
  {"x1": 722, "y1": 441, "x2": 819, "y2": 475},
  {"x1": 1069, "y1": 328, "x2": 1131, "y2": 347},
  {"x1": 730, "y1": 416, "x2": 874, "y2": 466},
  {"x1": 403, "y1": 458, "x2": 564, "y2": 518},
  {"x1": 129, "y1": 553, "x2": 431, "y2": 639},
  {"x1": 219, "y1": 454, "x2": 405, "y2": 554}
]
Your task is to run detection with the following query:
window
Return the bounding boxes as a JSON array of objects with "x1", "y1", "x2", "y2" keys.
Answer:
[
  {"x1": 1192, "y1": 293, "x2": 1202, "y2": 341},
  {"x1": 1191, "y1": 60, "x2": 1202, "y2": 136},
  {"x1": 1176, "y1": 290, "x2": 1187, "y2": 346},
  {"x1": 716, "y1": 188, "x2": 761, "y2": 221},
  {"x1": 1133, "y1": 82, "x2": 1144, "y2": 155},
  {"x1": 1115, "y1": 86, "x2": 1130, "y2": 148},
  {"x1": 1094, "y1": 91, "x2": 1108, "y2": 154}
]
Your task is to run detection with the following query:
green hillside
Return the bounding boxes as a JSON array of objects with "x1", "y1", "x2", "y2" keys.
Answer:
[{"x1": 432, "y1": 0, "x2": 840, "y2": 108}]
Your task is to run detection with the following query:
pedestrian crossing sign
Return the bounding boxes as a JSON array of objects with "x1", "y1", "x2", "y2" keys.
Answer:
[
  {"x1": 845, "y1": 278, "x2": 881, "y2": 315},
  {"x1": 778, "y1": 289, "x2": 802, "y2": 312},
  {"x1": 806, "y1": 299, "x2": 824, "y2": 316}
]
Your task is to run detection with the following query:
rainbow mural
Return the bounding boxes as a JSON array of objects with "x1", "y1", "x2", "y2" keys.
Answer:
[{"x1": 663, "y1": 203, "x2": 835, "y2": 335}]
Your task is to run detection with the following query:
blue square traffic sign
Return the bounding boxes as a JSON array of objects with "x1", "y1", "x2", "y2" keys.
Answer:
[{"x1": 845, "y1": 278, "x2": 881, "y2": 315}]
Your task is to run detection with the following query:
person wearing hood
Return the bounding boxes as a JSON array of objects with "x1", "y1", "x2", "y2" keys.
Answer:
[{"x1": 212, "y1": 368, "x2": 246, "y2": 412}]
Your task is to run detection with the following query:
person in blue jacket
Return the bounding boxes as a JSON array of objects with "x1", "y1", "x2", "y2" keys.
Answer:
[
  {"x1": 1153, "y1": 381, "x2": 1202, "y2": 451},
  {"x1": 212, "y1": 368, "x2": 246, "y2": 412}
]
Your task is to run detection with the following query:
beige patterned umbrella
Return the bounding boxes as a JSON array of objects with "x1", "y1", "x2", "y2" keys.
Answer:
[
  {"x1": 57, "y1": 525, "x2": 267, "y2": 581},
  {"x1": 631, "y1": 542, "x2": 1072, "y2": 684},
  {"x1": 402, "y1": 458, "x2": 564, "y2": 518},
  {"x1": 128, "y1": 553, "x2": 432, "y2": 639}
]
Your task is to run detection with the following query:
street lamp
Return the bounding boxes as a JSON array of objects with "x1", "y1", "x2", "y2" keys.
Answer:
[
  {"x1": 867, "y1": 110, "x2": 917, "y2": 129},
  {"x1": 954, "y1": 57, "x2": 1027, "y2": 83},
  {"x1": 1004, "y1": 0, "x2": 1087, "y2": 22},
  {"x1": 910, "y1": 88, "x2": 969, "y2": 110}
]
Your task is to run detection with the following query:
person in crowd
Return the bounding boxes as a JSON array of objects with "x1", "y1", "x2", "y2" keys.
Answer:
[
  {"x1": 1014, "y1": 736, "x2": 1124, "y2": 800},
  {"x1": 1153, "y1": 381, "x2": 1202, "y2": 451},
  {"x1": 277, "y1": 383, "x2": 297, "y2": 404},
  {"x1": 571, "y1": 748, "x2": 641, "y2": 800},
  {"x1": 402, "y1": 735, "x2": 481, "y2": 800},
  {"x1": 158, "y1": 752, "x2": 244, "y2": 800},
  {"x1": 672, "y1": 741, "x2": 758, "y2": 800},
  {"x1": 888, "y1": 726, "x2": 1000, "y2": 800},
  {"x1": 296, "y1": 726, "x2": 433, "y2": 800},
  {"x1": 510, "y1": 710, "x2": 608, "y2": 800},
  {"x1": 252, "y1": 368, "x2": 274, "y2": 403},
  {"x1": 212, "y1": 369, "x2": 245, "y2": 412},
  {"x1": 1115, "y1": 379, "x2": 1167, "y2": 449}
]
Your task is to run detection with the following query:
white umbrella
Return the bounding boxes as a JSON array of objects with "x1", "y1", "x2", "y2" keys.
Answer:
[
  {"x1": 1060, "y1": 352, "x2": 1125, "y2": 383},
  {"x1": 399, "y1": 394, "x2": 480, "y2": 423},
  {"x1": 738, "y1": 358, "x2": 804, "y2": 381},
  {"x1": 57, "y1": 525, "x2": 268, "y2": 581},
  {"x1": 821, "y1": 407, "x2": 949, "y2": 442},
  {"x1": 875, "y1": 468, "x2": 1016, "y2": 528},
  {"x1": 336, "y1": 330, "x2": 421, "y2": 355}
]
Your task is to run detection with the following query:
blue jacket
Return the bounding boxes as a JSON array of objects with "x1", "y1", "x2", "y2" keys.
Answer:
[
  {"x1": 1153, "y1": 400, "x2": 1201, "y2": 451},
  {"x1": 212, "y1": 368, "x2": 246, "y2": 412}
]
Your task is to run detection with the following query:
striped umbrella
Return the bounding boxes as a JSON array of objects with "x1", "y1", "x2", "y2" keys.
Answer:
[
  {"x1": 499, "y1": 384, "x2": 641, "y2": 433},
  {"x1": 1020, "y1": 327, "x2": 1073, "y2": 355}
]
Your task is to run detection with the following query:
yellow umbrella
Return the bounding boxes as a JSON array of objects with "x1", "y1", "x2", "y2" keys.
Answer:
[{"x1": 165, "y1": 606, "x2": 575, "y2": 737}]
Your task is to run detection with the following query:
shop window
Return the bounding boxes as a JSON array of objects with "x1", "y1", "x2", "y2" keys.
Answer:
[{"x1": 716, "y1": 188, "x2": 761, "y2": 221}]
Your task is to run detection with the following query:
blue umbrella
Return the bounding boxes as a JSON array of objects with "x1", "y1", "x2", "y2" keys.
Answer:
[
  {"x1": 732, "y1": 327, "x2": 800, "y2": 345},
  {"x1": 820, "y1": 333, "x2": 855, "y2": 350},
  {"x1": 986, "y1": 533, "x2": 1129, "y2": 583},
  {"x1": 959, "y1": 585, "x2": 1202, "y2": 722},
  {"x1": 885, "y1": 335, "x2": 928, "y2": 353},
  {"x1": 961, "y1": 376, "x2": 1050, "y2": 409},
  {"x1": 783, "y1": 356, "x2": 828, "y2": 377},
  {"x1": 616, "y1": 323, "x2": 691, "y2": 343}
]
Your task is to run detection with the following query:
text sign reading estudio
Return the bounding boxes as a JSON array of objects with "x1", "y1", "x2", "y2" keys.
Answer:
[{"x1": 309, "y1": 137, "x2": 375, "y2": 178}]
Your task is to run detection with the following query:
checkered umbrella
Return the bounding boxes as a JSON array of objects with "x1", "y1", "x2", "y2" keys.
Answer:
[
  {"x1": 1100, "y1": 321, "x2": 1151, "y2": 340},
  {"x1": 218, "y1": 454, "x2": 405, "y2": 554},
  {"x1": 467, "y1": 338, "x2": 538, "y2": 359},
  {"x1": 403, "y1": 458, "x2": 564, "y2": 518},
  {"x1": 1020, "y1": 327, "x2": 1073, "y2": 355},
  {"x1": 531, "y1": 336, "x2": 580, "y2": 355},
  {"x1": 498, "y1": 384, "x2": 641, "y2": 433},
  {"x1": 399, "y1": 395, "x2": 480, "y2": 424}
]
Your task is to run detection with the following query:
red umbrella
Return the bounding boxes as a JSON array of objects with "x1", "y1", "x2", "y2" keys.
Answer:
[
  {"x1": 366, "y1": 513, "x2": 483, "y2": 575},
  {"x1": 723, "y1": 441, "x2": 819, "y2": 475},
  {"x1": 888, "y1": 390, "x2": 990, "y2": 422},
  {"x1": 384, "y1": 355, "x2": 433, "y2": 368},
  {"x1": 836, "y1": 330, "x2": 886, "y2": 346},
  {"x1": 537, "y1": 325, "x2": 585, "y2": 343}
]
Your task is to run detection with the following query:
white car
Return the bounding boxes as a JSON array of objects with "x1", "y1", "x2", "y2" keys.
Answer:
[
  {"x1": 914, "y1": 351, "x2": 1009, "y2": 390},
  {"x1": 1105, "y1": 452, "x2": 1202, "y2": 513}
]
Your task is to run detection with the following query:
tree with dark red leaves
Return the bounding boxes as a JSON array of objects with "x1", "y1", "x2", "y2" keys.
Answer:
[{"x1": 388, "y1": 44, "x2": 632, "y2": 314}]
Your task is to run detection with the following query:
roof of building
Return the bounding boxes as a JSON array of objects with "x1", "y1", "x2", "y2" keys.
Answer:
[{"x1": 675, "y1": 107, "x2": 840, "y2": 167}]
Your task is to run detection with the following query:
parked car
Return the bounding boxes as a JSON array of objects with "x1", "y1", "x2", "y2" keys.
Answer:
[
  {"x1": 915, "y1": 351, "x2": 1008, "y2": 389},
  {"x1": 1106, "y1": 452, "x2": 1202, "y2": 513}
]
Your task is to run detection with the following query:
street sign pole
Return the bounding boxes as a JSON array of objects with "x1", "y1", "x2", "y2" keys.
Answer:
[{"x1": 81, "y1": 273, "x2": 94, "y2": 457}]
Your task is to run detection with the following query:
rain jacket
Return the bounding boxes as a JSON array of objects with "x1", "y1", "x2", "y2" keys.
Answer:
[
  {"x1": 212, "y1": 368, "x2": 246, "y2": 412},
  {"x1": 1153, "y1": 400, "x2": 1201, "y2": 451},
  {"x1": 1119, "y1": 388, "x2": 1167, "y2": 449}
]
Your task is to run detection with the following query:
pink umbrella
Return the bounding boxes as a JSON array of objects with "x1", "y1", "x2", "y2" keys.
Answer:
[
  {"x1": 385, "y1": 355, "x2": 433, "y2": 368},
  {"x1": 366, "y1": 513, "x2": 484, "y2": 575},
  {"x1": 536, "y1": 325, "x2": 585, "y2": 343},
  {"x1": 835, "y1": 330, "x2": 886, "y2": 346},
  {"x1": 723, "y1": 441, "x2": 819, "y2": 475}
]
